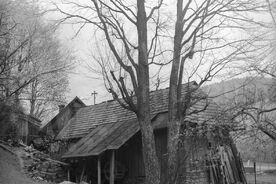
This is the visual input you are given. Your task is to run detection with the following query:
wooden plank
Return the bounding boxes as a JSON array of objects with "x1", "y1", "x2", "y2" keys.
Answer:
[
  {"x1": 110, "y1": 150, "x2": 115, "y2": 184},
  {"x1": 46, "y1": 157, "x2": 69, "y2": 166},
  {"x1": 98, "y1": 156, "x2": 101, "y2": 184}
]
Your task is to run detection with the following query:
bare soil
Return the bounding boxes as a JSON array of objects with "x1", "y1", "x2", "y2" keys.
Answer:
[{"x1": 0, "y1": 146, "x2": 51, "y2": 184}]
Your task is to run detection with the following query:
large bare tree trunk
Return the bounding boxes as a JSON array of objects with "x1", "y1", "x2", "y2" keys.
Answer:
[
  {"x1": 138, "y1": 116, "x2": 160, "y2": 184},
  {"x1": 136, "y1": 1, "x2": 160, "y2": 184},
  {"x1": 167, "y1": 1, "x2": 185, "y2": 184}
]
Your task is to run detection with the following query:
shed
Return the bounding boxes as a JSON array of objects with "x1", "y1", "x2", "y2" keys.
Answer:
[
  {"x1": 17, "y1": 113, "x2": 41, "y2": 144},
  {"x1": 57, "y1": 82, "x2": 246, "y2": 184},
  {"x1": 41, "y1": 96, "x2": 86, "y2": 137}
]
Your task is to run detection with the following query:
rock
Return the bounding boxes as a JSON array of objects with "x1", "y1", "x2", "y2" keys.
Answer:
[
  {"x1": 18, "y1": 142, "x2": 68, "y2": 183},
  {"x1": 80, "y1": 181, "x2": 89, "y2": 184},
  {"x1": 59, "y1": 181, "x2": 76, "y2": 184}
]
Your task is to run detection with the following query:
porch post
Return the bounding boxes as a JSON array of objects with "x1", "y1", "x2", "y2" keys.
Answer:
[
  {"x1": 110, "y1": 150, "x2": 115, "y2": 184},
  {"x1": 80, "y1": 161, "x2": 87, "y2": 182},
  {"x1": 67, "y1": 169, "x2": 70, "y2": 181},
  {"x1": 97, "y1": 155, "x2": 101, "y2": 184}
]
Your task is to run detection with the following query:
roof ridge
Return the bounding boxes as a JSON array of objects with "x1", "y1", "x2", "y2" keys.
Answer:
[
  {"x1": 149, "y1": 81, "x2": 197, "y2": 94},
  {"x1": 85, "y1": 81, "x2": 198, "y2": 107}
]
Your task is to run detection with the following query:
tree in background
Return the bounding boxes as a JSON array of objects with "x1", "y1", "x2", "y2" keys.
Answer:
[
  {"x1": 0, "y1": 0, "x2": 73, "y2": 120},
  {"x1": 0, "y1": 0, "x2": 73, "y2": 140},
  {"x1": 205, "y1": 77, "x2": 276, "y2": 162},
  {"x1": 221, "y1": 0, "x2": 276, "y2": 142},
  {"x1": 18, "y1": 21, "x2": 72, "y2": 120}
]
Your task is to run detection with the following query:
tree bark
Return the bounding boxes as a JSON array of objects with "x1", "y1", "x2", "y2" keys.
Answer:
[
  {"x1": 136, "y1": 1, "x2": 160, "y2": 184},
  {"x1": 167, "y1": 1, "x2": 184, "y2": 184},
  {"x1": 138, "y1": 116, "x2": 160, "y2": 184}
]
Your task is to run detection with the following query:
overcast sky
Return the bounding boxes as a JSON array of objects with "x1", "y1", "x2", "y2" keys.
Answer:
[
  {"x1": 41, "y1": 0, "x2": 113, "y2": 106},
  {"x1": 41, "y1": 0, "x2": 271, "y2": 106}
]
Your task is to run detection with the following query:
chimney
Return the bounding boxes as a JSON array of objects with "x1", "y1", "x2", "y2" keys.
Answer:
[{"x1": 58, "y1": 105, "x2": 65, "y2": 112}]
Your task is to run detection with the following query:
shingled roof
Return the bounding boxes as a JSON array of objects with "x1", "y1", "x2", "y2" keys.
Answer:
[
  {"x1": 57, "y1": 82, "x2": 197, "y2": 140},
  {"x1": 58, "y1": 82, "x2": 232, "y2": 158},
  {"x1": 41, "y1": 96, "x2": 86, "y2": 131}
]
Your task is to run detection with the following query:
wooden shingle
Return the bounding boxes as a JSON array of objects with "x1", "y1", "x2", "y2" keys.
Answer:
[{"x1": 60, "y1": 82, "x2": 233, "y2": 158}]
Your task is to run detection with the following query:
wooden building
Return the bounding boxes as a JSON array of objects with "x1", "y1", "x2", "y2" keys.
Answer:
[
  {"x1": 41, "y1": 96, "x2": 86, "y2": 137},
  {"x1": 17, "y1": 113, "x2": 41, "y2": 144},
  {"x1": 56, "y1": 82, "x2": 246, "y2": 184},
  {"x1": 0, "y1": 103, "x2": 41, "y2": 144}
]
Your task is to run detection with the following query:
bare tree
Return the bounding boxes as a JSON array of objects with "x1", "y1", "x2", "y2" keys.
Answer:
[
  {"x1": 229, "y1": 83, "x2": 276, "y2": 141},
  {"x1": 166, "y1": 1, "x2": 264, "y2": 183},
  {"x1": 227, "y1": 0, "x2": 276, "y2": 142},
  {"x1": 19, "y1": 24, "x2": 72, "y2": 120},
  {"x1": 0, "y1": 0, "x2": 73, "y2": 120},
  {"x1": 53, "y1": 0, "x2": 264, "y2": 183}
]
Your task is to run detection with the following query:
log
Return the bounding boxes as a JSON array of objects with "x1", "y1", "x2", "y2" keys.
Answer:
[{"x1": 45, "y1": 157, "x2": 69, "y2": 166}]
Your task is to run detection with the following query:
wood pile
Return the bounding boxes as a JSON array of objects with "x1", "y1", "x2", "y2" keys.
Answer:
[
  {"x1": 207, "y1": 145, "x2": 247, "y2": 184},
  {"x1": 22, "y1": 144, "x2": 68, "y2": 183}
]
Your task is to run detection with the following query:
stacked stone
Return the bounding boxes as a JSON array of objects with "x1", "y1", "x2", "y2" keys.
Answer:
[{"x1": 23, "y1": 145, "x2": 68, "y2": 182}]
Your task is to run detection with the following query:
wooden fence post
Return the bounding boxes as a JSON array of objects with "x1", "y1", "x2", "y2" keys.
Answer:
[{"x1": 254, "y1": 161, "x2": 256, "y2": 184}]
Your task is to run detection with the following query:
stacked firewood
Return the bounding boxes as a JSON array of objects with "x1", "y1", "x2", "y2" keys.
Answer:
[
  {"x1": 207, "y1": 146, "x2": 246, "y2": 184},
  {"x1": 22, "y1": 145, "x2": 68, "y2": 183}
]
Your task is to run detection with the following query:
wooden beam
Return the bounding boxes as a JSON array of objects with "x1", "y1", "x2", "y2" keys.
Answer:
[
  {"x1": 110, "y1": 150, "x2": 115, "y2": 184},
  {"x1": 97, "y1": 156, "x2": 101, "y2": 184}
]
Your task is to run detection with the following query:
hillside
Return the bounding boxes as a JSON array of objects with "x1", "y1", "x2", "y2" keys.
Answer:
[
  {"x1": 0, "y1": 143, "x2": 56, "y2": 184},
  {"x1": 0, "y1": 146, "x2": 37, "y2": 184},
  {"x1": 204, "y1": 77, "x2": 276, "y2": 163},
  {"x1": 203, "y1": 77, "x2": 274, "y2": 105}
]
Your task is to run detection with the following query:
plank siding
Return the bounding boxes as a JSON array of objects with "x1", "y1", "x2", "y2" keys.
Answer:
[
  {"x1": 117, "y1": 132, "x2": 145, "y2": 180},
  {"x1": 42, "y1": 97, "x2": 85, "y2": 137},
  {"x1": 115, "y1": 128, "x2": 168, "y2": 183},
  {"x1": 154, "y1": 128, "x2": 168, "y2": 183}
]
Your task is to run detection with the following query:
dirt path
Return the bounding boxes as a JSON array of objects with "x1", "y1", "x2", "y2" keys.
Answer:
[{"x1": 0, "y1": 146, "x2": 52, "y2": 184}]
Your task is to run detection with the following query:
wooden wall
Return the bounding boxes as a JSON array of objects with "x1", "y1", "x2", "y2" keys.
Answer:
[
  {"x1": 178, "y1": 134, "x2": 209, "y2": 184},
  {"x1": 67, "y1": 112, "x2": 214, "y2": 184},
  {"x1": 45, "y1": 100, "x2": 84, "y2": 137},
  {"x1": 16, "y1": 115, "x2": 40, "y2": 144},
  {"x1": 115, "y1": 112, "x2": 210, "y2": 184},
  {"x1": 116, "y1": 132, "x2": 145, "y2": 181},
  {"x1": 115, "y1": 128, "x2": 168, "y2": 184}
]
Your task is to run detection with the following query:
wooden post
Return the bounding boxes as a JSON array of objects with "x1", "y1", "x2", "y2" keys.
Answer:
[
  {"x1": 110, "y1": 150, "x2": 115, "y2": 184},
  {"x1": 98, "y1": 156, "x2": 101, "y2": 184},
  {"x1": 80, "y1": 162, "x2": 87, "y2": 182},
  {"x1": 25, "y1": 121, "x2": 28, "y2": 144},
  {"x1": 67, "y1": 169, "x2": 70, "y2": 181},
  {"x1": 254, "y1": 161, "x2": 256, "y2": 184}
]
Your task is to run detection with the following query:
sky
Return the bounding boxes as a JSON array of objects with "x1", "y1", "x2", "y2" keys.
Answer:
[
  {"x1": 41, "y1": 0, "x2": 272, "y2": 106},
  {"x1": 57, "y1": 24, "x2": 111, "y2": 106},
  {"x1": 41, "y1": 0, "x2": 113, "y2": 106}
]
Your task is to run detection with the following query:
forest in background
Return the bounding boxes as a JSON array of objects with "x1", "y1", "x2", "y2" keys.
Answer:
[{"x1": 206, "y1": 77, "x2": 276, "y2": 162}]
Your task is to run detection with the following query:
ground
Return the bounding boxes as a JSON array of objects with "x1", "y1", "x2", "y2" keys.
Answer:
[
  {"x1": 246, "y1": 173, "x2": 276, "y2": 184},
  {"x1": 0, "y1": 146, "x2": 51, "y2": 184},
  {"x1": 1, "y1": 144, "x2": 276, "y2": 184},
  {"x1": 245, "y1": 162, "x2": 276, "y2": 184}
]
